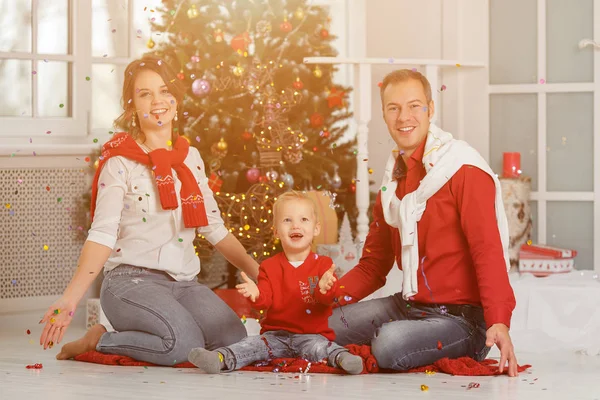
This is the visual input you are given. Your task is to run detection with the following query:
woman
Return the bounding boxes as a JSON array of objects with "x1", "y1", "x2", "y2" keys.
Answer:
[{"x1": 39, "y1": 55, "x2": 259, "y2": 366}]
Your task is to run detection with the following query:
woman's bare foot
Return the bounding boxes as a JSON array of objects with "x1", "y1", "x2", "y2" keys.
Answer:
[{"x1": 56, "y1": 324, "x2": 107, "y2": 360}]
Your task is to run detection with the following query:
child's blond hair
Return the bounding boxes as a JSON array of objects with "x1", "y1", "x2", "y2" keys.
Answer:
[{"x1": 272, "y1": 190, "x2": 319, "y2": 225}]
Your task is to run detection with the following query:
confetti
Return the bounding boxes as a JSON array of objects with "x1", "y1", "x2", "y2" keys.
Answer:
[
  {"x1": 26, "y1": 329, "x2": 31, "y2": 335},
  {"x1": 439, "y1": 85, "x2": 446, "y2": 92},
  {"x1": 437, "y1": 340, "x2": 443, "y2": 350},
  {"x1": 50, "y1": 318, "x2": 55, "y2": 324},
  {"x1": 85, "y1": 76, "x2": 91, "y2": 81},
  {"x1": 93, "y1": 138, "x2": 98, "y2": 143},
  {"x1": 178, "y1": 238, "x2": 183, "y2": 242},
  {"x1": 68, "y1": 311, "x2": 74, "y2": 317},
  {"x1": 11, "y1": 279, "x2": 17, "y2": 285},
  {"x1": 467, "y1": 382, "x2": 480, "y2": 390},
  {"x1": 45, "y1": 186, "x2": 50, "y2": 191},
  {"x1": 57, "y1": 197, "x2": 62, "y2": 203},
  {"x1": 85, "y1": 157, "x2": 90, "y2": 162},
  {"x1": 388, "y1": 58, "x2": 394, "y2": 63},
  {"x1": 142, "y1": 217, "x2": 147, "y2": 222},
  {"x1": 420, "y1": 384, "x2": 429, "y2": 391},
  {"x1": 26, "y1": 363, "x2": 43, "y2": 369},
  {"x1": 167, "y1": 140, "x2": 172, "y2": 146},
  {"x1": 43, "y1": 245, "x2": 49, "y2": 251},
  {"x1": 425, "y1": 370, "x2": 436, "y2": 375},
  {"x1": 381, "y1": 186, "x2": 387, "y2": 192},
  {"x1": 59, "y1": 103, "x2": 64, "y2": 108},
  {"x1": 306, "y1": 309, "x2": 311, "y2": 314},
  {"x1": 5, "y1": 203, "x2": 10, "y2": 209},
  {"x1": 195, "y1": 136, "x2": 201, "y2": 142},
  {"x1": 53, "y1": 309, "x2": 60, "y2": 315},
  {"x1": 456, "y1": 63, "x2": 461, "y2": 67}
]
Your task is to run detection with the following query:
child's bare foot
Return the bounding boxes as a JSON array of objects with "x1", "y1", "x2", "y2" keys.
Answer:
[{"x1": 56, "y1": 324, "x2": 107, "y2": 360}]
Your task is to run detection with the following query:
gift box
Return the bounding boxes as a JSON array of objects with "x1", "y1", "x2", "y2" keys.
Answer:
[
  {"x1": 316, "y1": 214, "x2": 358, "y2": 278},
  {"x1": 208, "y1": 172, "x2": 223, "y2": 193},
  {"x1": 518, "y1": 243, "x2": 577, "y2": 277},
  {"x1": 305, "y1": 191, "x2": 339, "y2": 249}
]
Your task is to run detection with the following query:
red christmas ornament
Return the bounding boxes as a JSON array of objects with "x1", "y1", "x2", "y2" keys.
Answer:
[
  {"x1": 280, "y1": 19, "x2": 293, "y2": 33},
  {"x1": 320, "y1": 28, "x2": 329, "y2": 38},
  {"x1": 258, "y1": 175, "x2": 268, "y2": 183},
  {"x1": 321, "y1": 130, "x2": 330, "y2": 138},
  {"x1": 230, "y1": 32, "x2": 251, "y2": 52},
  {"x1": 293, "y1": 78, "x2": 304, "y2": 90},
  {"x1": 177, "y1": 72, "x2": 185, "y2": 80},
  {"x1": 241, "y1": 131, "x2": 253, "y2": 141},
  {"x1": 310, "y1": 112, "x2": 324, "y2": 127},
  {"x1": 349, "y1": 183, "x2": 356, "y2": 193},
  {"x1": 327, "y1": 87, "x2": 345, "y2": 108}
]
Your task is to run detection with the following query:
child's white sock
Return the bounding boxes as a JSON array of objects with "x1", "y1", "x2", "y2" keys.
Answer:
[
  {"x1": 188, "y1": 348, "x2": 225, "y2": 374},
  {"x1": 336, "y1": 352, "x2": 363, "y2": 375}
]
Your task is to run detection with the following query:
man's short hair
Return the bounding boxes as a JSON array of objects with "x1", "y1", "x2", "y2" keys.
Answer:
[{"x1": 379, "y1": 69, "x2": 433, "y2": 105}]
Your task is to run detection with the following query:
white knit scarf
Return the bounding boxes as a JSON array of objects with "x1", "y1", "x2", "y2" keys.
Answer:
[{"x1": 380, "y1": 123, "x2": 511, "y2": 300}]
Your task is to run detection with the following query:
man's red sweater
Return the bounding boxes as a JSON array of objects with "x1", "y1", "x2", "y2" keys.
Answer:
[
  {"x1": 253, "y1": 252, "x2": 338, "y2": 341},
  {"x1": 337, "y1": 139, "x2": 516, "y2": 329}
]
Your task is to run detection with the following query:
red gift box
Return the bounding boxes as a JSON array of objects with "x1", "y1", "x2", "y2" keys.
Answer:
[{"x1": 208, "y1": 172, "x2": 223, "y2": 192}]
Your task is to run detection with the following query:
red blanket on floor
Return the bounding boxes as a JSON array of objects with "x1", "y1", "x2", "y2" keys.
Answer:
[{"x1": 74, "y1": 344, "x2": 531, "y2": 376}]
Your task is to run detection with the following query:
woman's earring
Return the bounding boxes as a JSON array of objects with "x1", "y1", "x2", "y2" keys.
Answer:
[
  {"x1": 174, "y1": 110, "x2": 178, "y2": 122},
  {"x1": 131, "y1": 114, "x2": 136, "y2": 127}
]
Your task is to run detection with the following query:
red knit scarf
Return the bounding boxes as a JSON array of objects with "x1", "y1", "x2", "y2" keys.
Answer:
[{"x1": 90, "y1": 132, "x2": 208, "y2": 228}]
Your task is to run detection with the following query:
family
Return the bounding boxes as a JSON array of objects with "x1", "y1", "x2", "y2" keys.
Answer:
[{"x1": 39, "y1": 55, "x2": 519, "y2": 377}]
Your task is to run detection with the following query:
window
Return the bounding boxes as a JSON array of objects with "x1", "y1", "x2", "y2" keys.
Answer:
[
  {"x1": 0, "y1": 0, "x2": 163, "y2": 144},
  {"x1": 0, "y1": 0, "x2": 88, "y2": 140}
]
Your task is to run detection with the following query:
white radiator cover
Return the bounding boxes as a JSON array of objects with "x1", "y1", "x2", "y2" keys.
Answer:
[{"x1": 1, "y1": 163, "x2": 92, "y2": 312}]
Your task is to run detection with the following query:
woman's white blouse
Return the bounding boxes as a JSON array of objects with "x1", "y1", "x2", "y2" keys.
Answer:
[{"x1": 86, "y1": 146, "x2": 228, "y2": 281}]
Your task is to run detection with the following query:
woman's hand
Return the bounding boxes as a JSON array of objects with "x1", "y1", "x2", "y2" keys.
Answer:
[{"x1": 39, "y1": 297, "x2": 77, "y2": 350}]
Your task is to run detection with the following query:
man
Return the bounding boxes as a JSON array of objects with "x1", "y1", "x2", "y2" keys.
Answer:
[{"x1": 330, "y1": 69, "x2": 518, "y2": 377}]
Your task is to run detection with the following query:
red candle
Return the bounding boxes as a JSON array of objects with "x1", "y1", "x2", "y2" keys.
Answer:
[{"x1": 503, "y1": 152, "x2": 521, "y2": 178}]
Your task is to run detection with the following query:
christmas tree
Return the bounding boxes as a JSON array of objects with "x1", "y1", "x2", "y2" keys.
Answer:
[{"x1": 146, "y1": 0, "x2": 358, "y2": 264}]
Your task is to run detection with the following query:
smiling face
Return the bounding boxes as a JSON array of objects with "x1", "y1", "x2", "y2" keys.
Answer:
[
  {"x1": 273, "y1": 197, "x2": 320, "y2": 260},
  {"x1": 382, "y1": 78, "x2": 434, "y2": 158},
  {"x1": 132, "y1": 69, "x2": 178, "y2": 130}
]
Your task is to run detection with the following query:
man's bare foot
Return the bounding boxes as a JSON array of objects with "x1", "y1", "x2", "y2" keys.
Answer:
[{"x1": 56, "y1": 324, "x2": 107, "y2": 360}]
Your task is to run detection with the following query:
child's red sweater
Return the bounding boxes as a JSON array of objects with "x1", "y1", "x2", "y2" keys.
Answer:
[{"x1": 253, "y1": 252, "x2": 338, "y2": 341}]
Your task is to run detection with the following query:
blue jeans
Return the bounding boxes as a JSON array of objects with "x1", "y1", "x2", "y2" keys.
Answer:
[
  {"x1": 97, "y1": 265, "x2": 247, "y2": 366},
  {"x1": 215, "y1": 330, "x2": 349, "y2": 372},
  {"x1": 329, "y1": 293, "x2": 489, "y2": 371}
]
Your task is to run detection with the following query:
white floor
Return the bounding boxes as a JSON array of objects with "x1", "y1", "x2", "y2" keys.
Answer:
[{"x1": 1, "y1": 313, "x2": 600, "y2": 400}]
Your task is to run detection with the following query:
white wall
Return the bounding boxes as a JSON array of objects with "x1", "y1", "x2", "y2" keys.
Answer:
[{"x1": 363, "y1": 0, "x2": 489, "y2": 190}]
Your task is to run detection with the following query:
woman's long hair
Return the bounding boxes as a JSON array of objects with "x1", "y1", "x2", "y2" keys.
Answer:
[{"x1": 113, "y1": 55, "x2": 186, "y2": 143}]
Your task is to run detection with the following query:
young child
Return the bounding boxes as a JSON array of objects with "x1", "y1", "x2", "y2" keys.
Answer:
[{"x1": 188, "y1": 191, "x2": 363, "y2": 374}]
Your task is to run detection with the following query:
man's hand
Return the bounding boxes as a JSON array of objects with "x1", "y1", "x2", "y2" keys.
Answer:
[
  {"x1": 486, "y1": 323, "x2": 518, "y2": 377},
  {"x1": 236, "y1": 272, "x2": 260, "y2": 302},
  {"x1": 318, "y1": 264, "x2": 337, "y2": 294}
]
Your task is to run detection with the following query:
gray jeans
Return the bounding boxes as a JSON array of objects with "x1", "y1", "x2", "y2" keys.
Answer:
[
  {"x1": 216, "y1": 330, "x2": 349, "y2": 372},
  {"x1": 329, "y1": 292, "x2": 490, "y2": 371},
  {"x1": 97, "y1": 265, "x2": 246, "y2": 366}
]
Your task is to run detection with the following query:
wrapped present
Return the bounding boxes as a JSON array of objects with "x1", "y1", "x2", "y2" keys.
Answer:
[
  {"x1": 316, "y1": 214, "x2": 358, "y2": 278},
  {"x1": 306, "y1": 191, "x2": 338, "y2": 249},
  {"x1": 518, "y1": 243, "x2": 577, "y2": 276},
  {"x1": 208, "y1": 172, "x2": 223, "y2": 192}
]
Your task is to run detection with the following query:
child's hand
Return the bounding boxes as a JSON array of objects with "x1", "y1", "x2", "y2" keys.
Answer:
[
  {"x1": 318, "y1": 264, "x2": 337, "y2": 294},
  {"x1": 236, "y1": 272, "x2": 260, "y2": 302}
]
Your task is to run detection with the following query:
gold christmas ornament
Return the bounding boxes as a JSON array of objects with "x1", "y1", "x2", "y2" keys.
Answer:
[
  {"x1": 146, "y1": 37, "x2": 155, "y2": 49},
  {"x1": 187, "y1": 4, "x2": 199, "y2": 19},
  {"x1": 232, "y1": 64, "x2": 245, "y2": 77},
  {"x1": 313, "y1": 66, "x2": 323, "y2": 78},
  {"x1": 217, "y1": 137, "x2": 228, "y2": 151},
  {"x1": 294, "y1": 7, "x2": 305, "y2": 20}
]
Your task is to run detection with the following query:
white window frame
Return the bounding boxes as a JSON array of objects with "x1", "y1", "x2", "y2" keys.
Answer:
[
  {"x1": 488, "y1": 0, "x2": 600, "y2": 271},
  {"x1": 0, "y1": 0, "x2": 93, "y2": 150}
]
